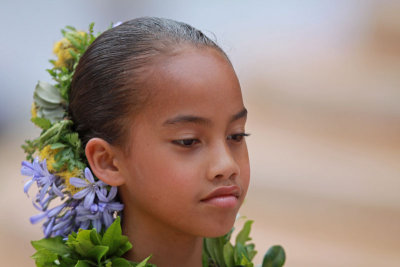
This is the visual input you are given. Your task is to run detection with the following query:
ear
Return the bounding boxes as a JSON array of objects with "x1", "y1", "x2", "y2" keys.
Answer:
[{"x1": 85, "y1": 138, "x2": 125, "y2": 186}]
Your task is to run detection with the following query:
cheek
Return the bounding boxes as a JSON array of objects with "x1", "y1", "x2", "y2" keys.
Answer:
[
  {"x1": 125, "y1": 142, "x2": 203, "y2": 202},
  {"x1": 238, "y1": 146, "x2": 251, "y2": 197}
]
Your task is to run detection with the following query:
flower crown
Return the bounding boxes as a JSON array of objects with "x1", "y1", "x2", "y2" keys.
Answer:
[{"x1": 21, "y1": 22, "x2": 285, "y2": 267}]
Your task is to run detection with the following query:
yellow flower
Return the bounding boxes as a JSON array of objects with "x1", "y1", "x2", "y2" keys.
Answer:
[
  {"x1": 31, "y1": 102, "x2": 37, "y2": 118},
  {"x1": 52, "y1": 31, "x2": 87, "y2": 69},
  {"x1": 58, "y1": 168, "x2": 82, "y2": 195},
  {"x1": 39, "y1": 145, "x2": 60, "y2": 172},
  {"x1": 39, "y1": 145, "x2": 83, "y2": 194}
]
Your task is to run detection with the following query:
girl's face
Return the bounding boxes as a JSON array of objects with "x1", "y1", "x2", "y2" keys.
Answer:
[{"x1": 118, "y1": 47, "x2": 250, "y2": 237}]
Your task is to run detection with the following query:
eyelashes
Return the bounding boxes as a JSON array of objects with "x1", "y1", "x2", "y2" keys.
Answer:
[
  {"x1": 172, "y1": 132, "x2": 250, "y2": 148},
  {"x1": 227, "y1": 132, "x2": 250, "y2": 142}
]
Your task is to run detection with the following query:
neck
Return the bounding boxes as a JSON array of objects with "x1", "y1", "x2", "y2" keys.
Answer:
[{"x1": 122, "y1": 205, "x2": 203, "y2": 267}]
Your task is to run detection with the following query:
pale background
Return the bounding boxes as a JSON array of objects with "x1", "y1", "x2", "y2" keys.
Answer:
[{"x1": 1, "y1": 0, "x2": 399, "y2": 266}]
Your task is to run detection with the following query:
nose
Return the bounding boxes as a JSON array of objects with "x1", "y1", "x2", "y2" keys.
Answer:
[{"x1": 207, "y1": 141, "x2": 240, "y2": 181}]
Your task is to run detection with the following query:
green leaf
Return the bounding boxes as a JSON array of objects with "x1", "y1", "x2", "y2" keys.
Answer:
[
  {"x1": 22, "y1": 139, "x2": 39, "y2": 161},
  {"x1": 87, "y1": 245, "x2": 109, "y2": 264},
  {"x1": 245, "y1": 243, "x2": 257, "y2": 261},
  {"x1": 65, "y1": 132, "x2": 81, "y2": 148},
  {"x1": 103, "y1": 217, "x2": 122, "y2": 256},
  {"x1": 223, "y1": 242, "x2": 234, "y2": 267},
  {"x1": 90, "y1": 228, "x2": 102, "y2": 245},
  {"x1": 111, "y1": 257, "x2": 133, "y2": 267},
  {"x1": 31, "y1": 248, "x2": 58, "y2": 267},
  {"x1": 262, "y1": 245, "x2": 286, "y2": 267},
  {"x1": 51, "y1": 142, "x2": 68, "y2": 149},
  {"x1": 31, "y1": 117, "x2": 52, "y2": 130},
  {"x1": 59, "y1": 254, "x2": 78, "y2": 266},
  {"x1": 31, "y1": 236, "x2": 71, "y2": 256},
  {"x1": 235, "y1": 220, "x2": 253, "y2": 245},
  {"x1": 34, "y1": 81, "x2": 63, "y2": 104},
  {"x1": 234, "y1": 242, "x2": 247, "y2": 264},
  {"x1": 204, "y1": 237, "x2": 226, "y2": 267},
  {"x1": 224, "y1": 227, "x2": 234, "y2": 243},
  {"x1": 73, "y1": 229, "x2": 96, "y2": 258},
  {"x1": 202, "y1": 250, "x2": 209, "y2": 267},
  {"x1": 240, "y1": 253, "x2": 253, "y2": 267},
  {"x1": 69, "y1": 49, "x2": 79, "y2": 58},
  {"x1": 65, "y1": 25, "x2": 77, "y2": 31},
  {"x1": 65, "y1": 33, "x2": 81, "y2": 50},
  {"x1": 75, "y1": 260, "x2": 91, "y2": 267},
  {"x1": 115, "y1": 239, "x2": 133, "y2": 257},
  {"x1": 135, "y1": 255, "x2": 152, "y2": 267},
  {"x1": 39, "y1": 120, "x2": 72, "y2": 147}
]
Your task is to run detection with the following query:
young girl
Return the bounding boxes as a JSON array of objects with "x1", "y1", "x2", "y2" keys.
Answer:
[
  {"x1": 23, "y1": 17, "x2": 284, "y2": 267},
  {"x1": 69, "y1": 17, "x2": 250, "y2": 266}
]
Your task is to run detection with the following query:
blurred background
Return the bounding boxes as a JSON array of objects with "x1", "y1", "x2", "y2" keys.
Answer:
[{"x1": 1, "y1": 0, "x2": 399, "y2": 266}]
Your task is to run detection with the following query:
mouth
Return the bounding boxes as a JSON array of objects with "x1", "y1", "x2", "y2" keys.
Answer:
[{"x1": 201, "y1": 185, "x2": 241, "y2": 208}]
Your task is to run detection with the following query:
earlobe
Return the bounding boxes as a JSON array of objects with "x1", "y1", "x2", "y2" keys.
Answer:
[{"x1": 85, "y1": 138, "x2": 125, "y2": 186}]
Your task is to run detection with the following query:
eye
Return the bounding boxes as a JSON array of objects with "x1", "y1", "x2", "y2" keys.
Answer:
[
  {"x1": 172, "y1": 138, "x2": 200, "y2": 147},
  {"x1": 227, "y1": 133, "x2": 250, "y2": 142}
]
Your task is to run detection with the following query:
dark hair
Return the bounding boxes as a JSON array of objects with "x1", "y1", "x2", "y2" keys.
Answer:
[{"x1": 69, "y1": 17, "x2": 229, "y2": 149}]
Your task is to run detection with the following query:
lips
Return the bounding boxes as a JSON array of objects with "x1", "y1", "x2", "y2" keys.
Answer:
[{"x1": 201, "y1": 185, "x2": 241, "y2": 208}]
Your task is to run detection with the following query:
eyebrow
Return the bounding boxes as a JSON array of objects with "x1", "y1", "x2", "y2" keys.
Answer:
[{"x1": 163, "y1": 107, "x2": 247, "y2": 126}]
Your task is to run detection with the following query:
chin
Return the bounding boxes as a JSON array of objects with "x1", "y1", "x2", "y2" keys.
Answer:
[{"x1": 200, "y1": 212, "x2": 238, "y2": 238}]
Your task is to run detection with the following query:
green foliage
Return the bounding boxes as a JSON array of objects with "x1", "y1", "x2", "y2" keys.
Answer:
[
  {"x1": 33, "y1": 81, "x2": 66, "y2": 122},
  {"x1": 203, "y1": 220, "x2": 285, "y2": 267},
  {"x1": 23, "y1": 24, "x2": 98, "y2": 169},
  {"x1": 31, "y1": 117, "x2": 52, "y2": 130},
  {"x1": 48, "y1": 23, "x2": 98, "y2": 101},
  {"x1": 22, "y1": 139, "x2": 40, "y2": 161},
  {"x1": 23, "y1": 119, "x2": 85, "y2": 171},
  {"x1": 262, "y1": 246, "x2": 286, "y2": 267},
  {"x1": 203, "y1": 220, "x2": 257, "y2": 267},
  {"x1": 31, "y1": 217, "x2": 285, "y2": 267},
  {"x1": 31, "y1": 217, "x2": 155, "y2": 267}
]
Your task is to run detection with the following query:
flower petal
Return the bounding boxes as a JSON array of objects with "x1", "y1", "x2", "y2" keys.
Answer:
[
  {"x1": 72, "y1": 187, "x2": 90, "y2": 199},
  {"x1": 103, "y1": 212, "x2": 113, "y2": 228},
  {"x1": 44, "y1": 217, "x2": 55, "y2": 238},
  {"x1": 23, "y1": 179, "x2": 34, "y2": 194},
  {"x1": 107, "y1": 202, "x2": 124, "y2": 211},
  {"x1": 96, "y1": 189, "x2": 108, "y2": 202},
  {"x1": 38, "y1": 182, "x2": 50, "y2": 202},
  {"x1": 84, "y1": 190, "x2": 95, "y2": 209},
  {"x1": 30, "y1": 212, "x2": 47, "y2": 224},
  {"x1": 52, "y1": 218, "x2": 71, "y2": 232},
  {"x1": 92, "y1": 219, "x2": 102, "y2": 232},
  {"x1": 47, "y1": 203, "x2": 66, "y2": 218},
  {"x1": 80, "y1": 220, "x2": 90, "y2": 230},
  {"x1": 21, "y1": 161, "x2": 34, "y2": 176},
  {"x1": 107, "y1": 186, "x2": 118, "y2": 201},
  {"x1": 69, "y1": 177, "x2": 88, "y2": 188},
  {"x1": 84, "y1": 168, "x2": 94, "y2": 183},
  {"x1": 52, "y1": 182, "x2": 64, "y2": 197}
]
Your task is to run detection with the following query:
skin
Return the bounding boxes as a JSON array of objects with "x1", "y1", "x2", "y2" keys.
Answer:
[{"x1": 85, "y1": 47, "x2": 250, "y2": 267}]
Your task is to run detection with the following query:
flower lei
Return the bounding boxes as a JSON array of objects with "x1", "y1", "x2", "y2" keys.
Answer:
[{"x1": 21, "y1": 23, "x2": 285, "y2": 267}]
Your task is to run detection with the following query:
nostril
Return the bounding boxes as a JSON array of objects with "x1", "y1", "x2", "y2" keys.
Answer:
[{"x1": 214, "y1": 174, "x2": 223, "y2": 179}]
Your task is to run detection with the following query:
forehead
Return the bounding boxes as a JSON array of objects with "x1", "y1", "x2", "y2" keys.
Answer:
[{"x1": 138, "y1": 47, "x2": 244, "y2": 122}]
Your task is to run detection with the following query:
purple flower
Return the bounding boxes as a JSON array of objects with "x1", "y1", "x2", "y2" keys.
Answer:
[
  {"x1": 30, "y1": 201, "x2": 68, "y2": 237},
  {"x1": 70, "y1": 168, "x2": 107, "y2": 209},
  {"x1": 22, "y1": 158, "x2": 124, "y2": 238},
  {"x1": 22, "y1": 157, "x2": 52, "y2": 194},
  {"x1": 99, "y1": 201, "x2": 124, "y2": 227},
  {"x1": 75, "y1": 200, "x2": 123, "y2": 232},
  {"x1": 21, "y1": 158, "x2": 64, "y2": 209}
]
